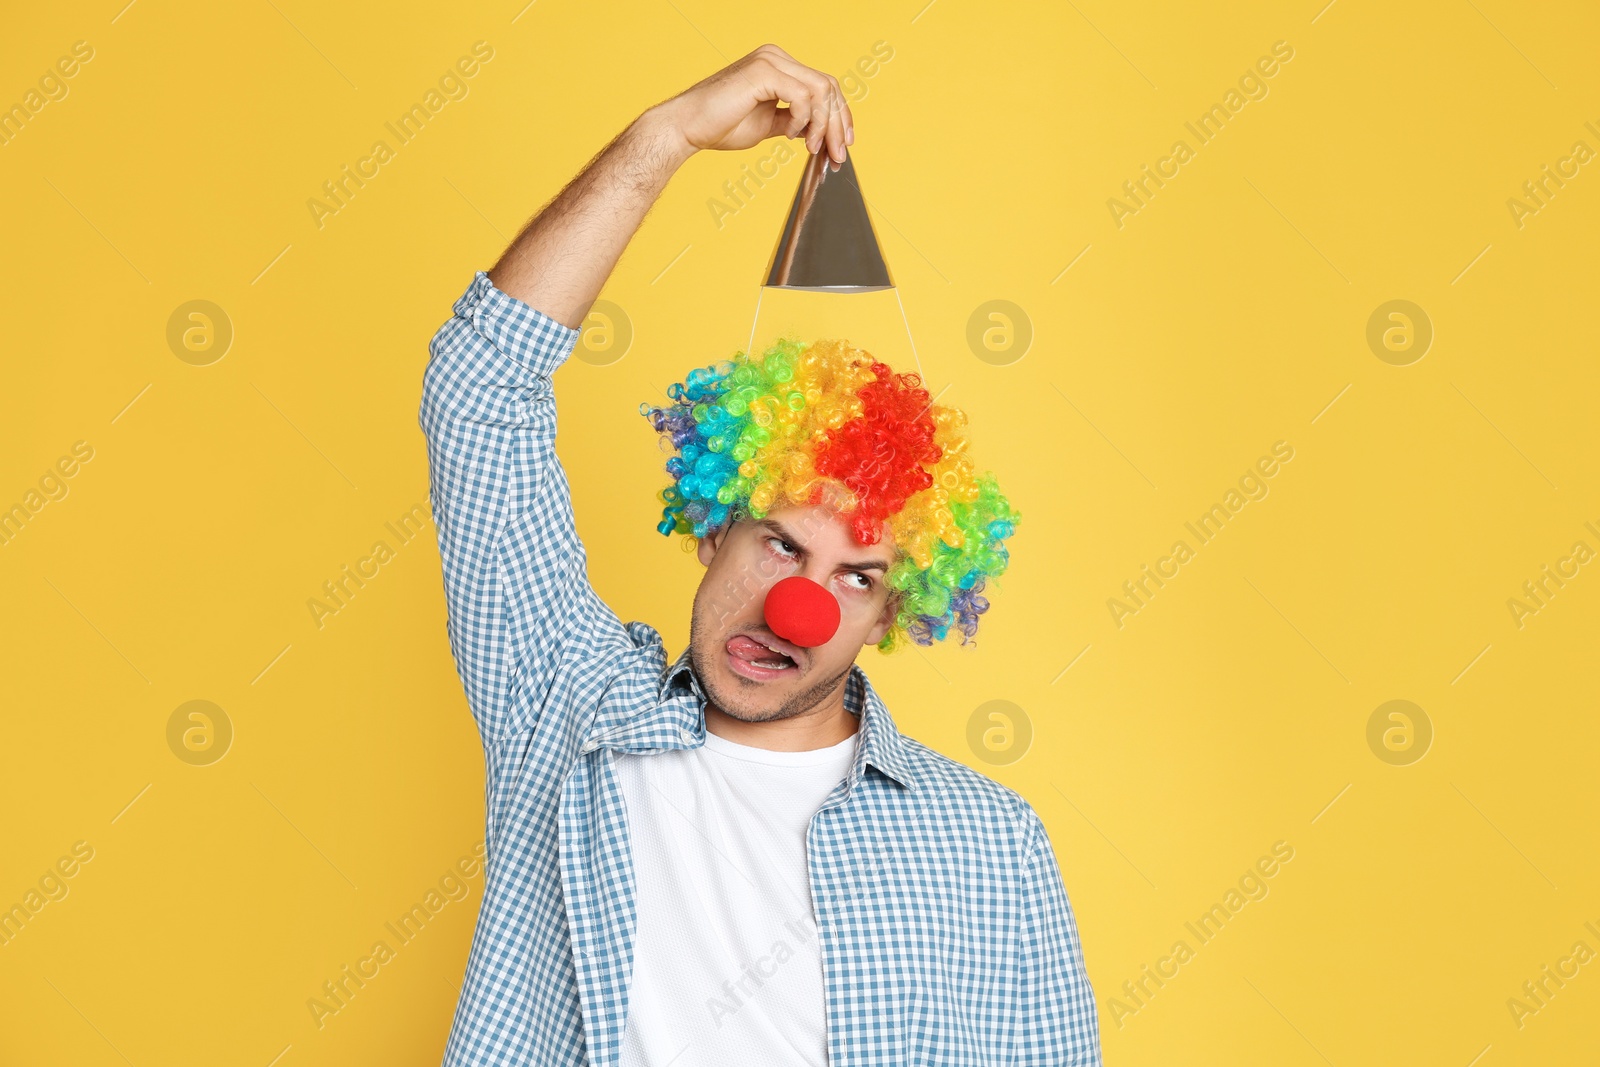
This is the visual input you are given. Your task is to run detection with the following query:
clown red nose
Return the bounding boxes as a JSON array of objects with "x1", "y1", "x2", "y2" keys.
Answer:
[{"x1": 762, "y1": 575, "x2": 841, "y2": 648}]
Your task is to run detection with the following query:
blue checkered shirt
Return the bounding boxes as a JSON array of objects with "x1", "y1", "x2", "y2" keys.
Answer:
[{"x1": 419, "y1": 271, "x2": 1102, "y2": 1066}]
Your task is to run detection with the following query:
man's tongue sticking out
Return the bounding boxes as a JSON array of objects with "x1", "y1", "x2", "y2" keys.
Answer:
[{"x1": 727, "y1": 634, "x2": 793, "y2": 669}]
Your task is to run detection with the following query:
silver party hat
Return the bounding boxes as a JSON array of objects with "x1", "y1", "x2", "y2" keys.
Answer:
[{"x1": 763, "y1": 149, "x2": 893, "y2": 292}]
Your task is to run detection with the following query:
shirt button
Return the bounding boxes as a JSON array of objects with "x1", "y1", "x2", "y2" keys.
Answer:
[
  {"x1": 580, "y1": 740, "x2": 599, "y2": 754},
  {"x1": 679, "y1": 729, "x2": 696, "y2": 745}
]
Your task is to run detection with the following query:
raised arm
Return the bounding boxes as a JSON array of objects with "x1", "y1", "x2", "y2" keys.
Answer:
[
  {"x1": 420, "y1": 46, "x2": 854, "y2": 744},
  {"x1": 490, "y1": 43, "x2": 854, "y2": 325}
]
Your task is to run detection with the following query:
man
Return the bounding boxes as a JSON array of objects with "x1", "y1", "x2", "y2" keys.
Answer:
[{"x1": 419, "y1": 43, "x2": 1100, "y2": 1066}]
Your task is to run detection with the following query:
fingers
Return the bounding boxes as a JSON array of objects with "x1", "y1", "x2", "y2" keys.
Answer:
[
  {"x1": 822, "y1": 73, "x2": 850, "y2": 167},
  {"x1": 747, "y1": 58, "x2": 817, "y2": 142},
  {"x1": 750, "y1": 47, "x2": 849, "y2": 163}
]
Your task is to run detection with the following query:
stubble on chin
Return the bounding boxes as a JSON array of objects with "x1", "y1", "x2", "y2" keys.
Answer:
[{"x1": 687, "y1": 605, "x2": 850, "y2": 724}]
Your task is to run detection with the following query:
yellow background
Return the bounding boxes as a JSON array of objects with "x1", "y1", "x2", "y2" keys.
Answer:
[{"x1": 3, "y1": 1, "x2": 1597, "y2": 1064}]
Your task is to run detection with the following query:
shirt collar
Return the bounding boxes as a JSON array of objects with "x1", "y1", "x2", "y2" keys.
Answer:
[{"x1": 659, "y1": 646, "x2": 918, "y2": 792}]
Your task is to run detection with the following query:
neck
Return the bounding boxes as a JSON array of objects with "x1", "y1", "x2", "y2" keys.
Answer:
[{"x1": 703, "y1": 687, "x2": 860, "y2": 752}]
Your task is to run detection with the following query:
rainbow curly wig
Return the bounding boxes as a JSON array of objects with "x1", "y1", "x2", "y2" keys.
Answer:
[{"x1": 639, "y1": 338, "x2": 1019, "y2": 652}]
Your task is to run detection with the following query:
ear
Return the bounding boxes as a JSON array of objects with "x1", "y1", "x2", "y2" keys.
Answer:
[
  {"x1": 696, "y1": 522, "x2": 731, "y2": 567},
  {"x1": 864, "y1": 589, "x2": 900, "y2": 647}
]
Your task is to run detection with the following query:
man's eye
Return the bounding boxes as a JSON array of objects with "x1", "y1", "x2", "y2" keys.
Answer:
[
  {"x1": 845, "y1": 573, "x2": 872, "y2": 590},
  {"x1": 768, "y1": 537, "x2": 797, "y2": 557}
]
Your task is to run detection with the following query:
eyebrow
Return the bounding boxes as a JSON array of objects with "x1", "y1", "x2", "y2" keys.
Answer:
[{"x1": 757, "y1": 518, "x2": 892, "y2": 573}]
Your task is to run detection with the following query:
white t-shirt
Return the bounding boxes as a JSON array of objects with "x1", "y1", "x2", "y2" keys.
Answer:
[{"x1": 614, "y1": 723, "x2": 859, "y2": 1067}]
